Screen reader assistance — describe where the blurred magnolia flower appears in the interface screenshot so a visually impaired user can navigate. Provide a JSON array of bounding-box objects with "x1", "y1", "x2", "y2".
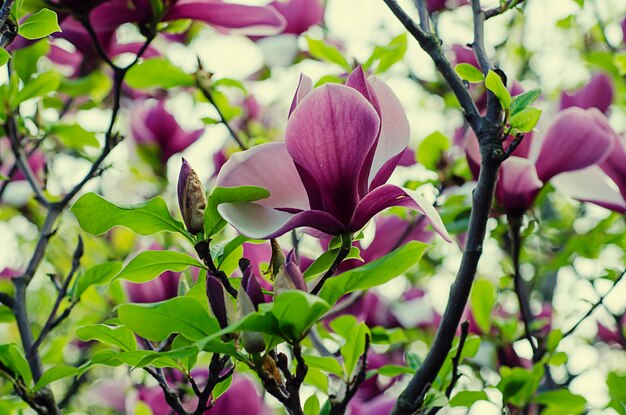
[
  {"x1": 348, "y1": 395, "x2": 396, "y2": 415},
  {"x1": 597, "y1": 314, "x2": 626, "y2": 347},
  {"x1": 355, "y1": 351, "x2": 404, "y2": 402},
  {"x1": 125, "y1": 270, "x2": 180, "y2": 303},
  {"x1": 90, "y1": 0, "x2": 286, "y2": 36},
  {"x1": 426, "y1": 0, "x2": 469, "y2": 13},
  {"x1": 1, "y1": 151, "x2": 45, "y2": 182},
  {"x1": 216, "y1": 67, "x2": 450, "y2": 241},
  {"x1": 467, "y1": 107, "x2": 617, "y2": 214},
  {"x1": 0, "y1": 268, "x2": 21, "y2": 279},
  {"x1": 130, "y1": 99, "x2": 204, "y2": 162},
  {"x1": 269, "y1": 0, "x2": 324, "y2": 35},
  {"x1": 560, "y1": 73, "x2": 614, "y2": 114}
]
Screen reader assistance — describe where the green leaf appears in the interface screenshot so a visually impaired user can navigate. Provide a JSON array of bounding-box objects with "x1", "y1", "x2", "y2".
[
  {"x1": 364, "y1": 34, "x2": 407, "y2": 74},
  {"x1": 417, "y1": 131, "x2": 451, "y2": 171},
  {"x1": 340, "y1": 323, "x2": 369, "y2": 379},
  {"x1": 76, "y1": 324, "x2": 137, "y2": 351},
  {"x1": 548, "y1": 351, "x2": 567, "y2": 366},
  {"x1": 115, "y1": 250, "x2": 204, "y2": 284},
  {"x1": 498, "y1": 365, "x2": 543, "y2": 407},
  {"x1": 449, "y1": 390, "x2": 489, "y2": 407},
  {"x1": 303, "y1": 246, "x2": 362, "y2": 279},
  {"x1": 546, "y1": 329, "x2": 563, "y2": 352},
  {"x1": 212, "y1": 77, "x2": 246, "y2": 93},
  {"x1": 0, "y1": 48, "x2": 10, "y2": 67},
  {"x1": 607, "y1": 372, "x2": 626, "y2": 415},
  {"x1": 306, "y1": 37, "x2": 352, "y2": 71},
  {"x1": 469, "y1": 278, "x2": 496, "y2": 333},
  {"x1": 485, "y1": 70, "x2": 511, "y2": 109},
  {"x1": 510, "y1": 107, "x2": 541, "y2": 133},
  {"x1": 59, "y1": 71, "x2": 112, "y2": 101},
  {"x1": 615, "y1": 53, "x2": 626, "y2": 76},
  {"x1": 212, "y1": 374, "x2": 233, "y2": 400},
  {"x1": 533, "y1": 389, "x2": 586, "y2": 413},
  {"x1": 319, "y1": 241, "x2": 428, "y2": 305},
  {"x1": 455, "y1": 63, "x2": 484, "y2": 83},
  {"x1": 118, "y1": 297, "x2": 220, "y2": 341},
  {"x1": 0, "y1": 306, "x2": 15, "y2": 323},
  {"x1": 125, "y1": 58, "x2": 195, "y2": 89},
  {"x1": 13, "y1": 71, "x2": 60, "y2": 106},
  {"x1": 269, "y1": 290, "x2": 331, "y2": 340},
  {"x1": 204, "y1": 186, "x2": 270, "y2": 237},
  {"x1": 304, "y1": 355, "x2": 344, "y2": 377},
  {"x1": 71, "y1": 261, "x2": 123, "y2": 299},
  {"x1": 49, "y1": 123, "x2": 99, "y2": 149},
  {"x1": 18, "y1": 9, "x2": 61, "y2": 40},
  {"x1": 329, "y1": 315, "x2": 358, "y2": 338},
  {"x1": 71, "y1": 193, "x2": 191, "y2": 241},
  {"x1": 510, "y1": 88, "x2": 542, "y2": 116},
  {"x1": 304, "y1": 395, "x2": 321, "y2": 415},
  {"x1": 0, "y1": 344, "x2": 32, "y2": 388},
  {"x1": 34, "y1": 366, "x2": 78, "y2": 392},
  {"x1": 373, "y1": 365, "x2": 415, "y2": 377},
  {"x1": 13, "y1": 39, "x2": 49, "y2": 82}
]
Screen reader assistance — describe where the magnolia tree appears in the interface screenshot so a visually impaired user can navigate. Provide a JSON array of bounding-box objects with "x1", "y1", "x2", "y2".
[{"x1": 0, "y1": 0, "x2": 625, "y2": 414}]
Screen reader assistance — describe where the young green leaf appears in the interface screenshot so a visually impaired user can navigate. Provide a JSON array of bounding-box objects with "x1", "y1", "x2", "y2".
[
  {"x1": 449, "y1": 391, "x2": 489, "y2": 407},
  {"x1": 510, "y1": 88, "x2": 542, "y2": 116},
  {"x1": 204, "y1": 186, "x2": 270, "y2": 237},
  {"x1": 0, "y1": 48, "x2": 10, "y2": 67},
  {"x1": 71, "y1": 193, "x2": 191, "y2": 241},
  {"x1": 126, "y1": 58, "x2": 195, "y2": 89},
  {"x1": 49, "y1": 123, "x2": 99, "y2": 149},
  {"x1": 70, "y1": 261, "x2": 123, "y2": 300},
  {"x1": 0, "y1": 344, "x2": 32, "y2": 388},
  {"x1": 76, "y1": 324, "x2": 137, "y2": 352},
  {"x1": 303, "y1": 246, "x2": 362, "y2": 279},
  {"x1": 318, "y1": 241, "x2": 428, "y2": 305},
  {"x1": 34, "y1": 367, "x2": 78, "y2": 392},
  {"x1": 417, "y1": 131, "x2": 451, "y2": 171},
  {"x1": 12, "y1": 71, "x2": 60, "y2": 106},
  {"x1": 306, "y1": 37, "x2": 352, "y2": 71},
  {"x1": 485, "y1": 70, "x2": 511, "y2": 108},
  {"x1": 115, "y1": 250, "x2": 204, "y2": 284},
  {"x1": 455, "y1": 63, "x2": 484, "y2": 83},
  {"x1": 510, "y1": 107, "x2": 542, "y2": 132},
  {"x1": 340, "y1": 323, "x2": 369, "y2": 379},
  {"x1": 18, "y1": 9, "x2": 61, "y2": 40},
  {"x1": 469, "y1": 278, "x2": 496, "y2": 334}
]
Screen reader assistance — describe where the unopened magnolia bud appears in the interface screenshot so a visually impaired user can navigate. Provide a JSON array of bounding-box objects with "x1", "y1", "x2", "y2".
[
  {"x1": 238, "y1": 286, "x2": 265, "y2": 354},
  {"x1": 206, "y1": 274, "x2": 228, "y2": 329},
  {"x1": 178, "y1": 158, "x2": 207, "y2": 234},
  {"x1": 274, "y1": 250, "x2": 307, "y2": 295}
]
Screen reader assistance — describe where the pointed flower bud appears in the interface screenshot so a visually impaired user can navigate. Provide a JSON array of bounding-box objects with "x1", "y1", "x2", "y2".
[
  {"x1": 206, "y1": 274, "x2": 228, "y2": 329},
  {"x1": 237, "y1": 285, "x2": 266, "y2": 354},
  {"x1": 241, "y1": 260, "x2": 265, "y2": 310},
  {"x1": 178, "y1": 158, "x2": 207, "y2": 234},
  {"x1": 274, "y1": 250, "x2": 307, "y2": 294}
]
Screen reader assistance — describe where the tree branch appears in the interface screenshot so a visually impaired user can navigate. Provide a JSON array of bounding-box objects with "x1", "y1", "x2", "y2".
[
  {"x1": 484, "y1": 0, "x2": 526, "y2": 20},
  {"x1": 329, "y1": 335, "x2": 370, "y2": 415},
  {"x1": 144, "y1": 367, "x2": 190, "y2": 415},
  {"x1": 310, "y1": 233, "x2": 352, "y2": 295}
]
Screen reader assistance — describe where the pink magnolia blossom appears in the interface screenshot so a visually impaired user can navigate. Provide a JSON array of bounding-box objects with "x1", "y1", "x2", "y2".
[
  {"x1": 130, "y1": 99, "x2": 204, "y2": 162},
  {"x1": 467, "y1": 107, "x2": 617, "y2": 214},
  {"x1": 125, "y1": 270, "x2": 180, "y2": 303},
  {"x1": 560, "y1": 73, "x2": 614, "y2": 114},
  {"x1": 349, "y1": 395, "x2": 396, "y2": 415},
  {"x1": 270, "y1": 0, "x2": 325, "y2": 35},
  {"x1": 216, "y1": 67, "x2": 450, "y2": 241},
  {"x1": 90, "y1": 0, "x2": 286, "y2": 37},
  {"x1": 2, "y1": 151, "x2": 45, "y2": 182}
]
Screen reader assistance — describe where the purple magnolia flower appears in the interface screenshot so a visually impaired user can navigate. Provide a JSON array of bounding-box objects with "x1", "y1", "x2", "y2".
[
  {"x1": 208, "y1": 375, "x2": 270, "y2": 414},
  {"x1": 355, "y1": 351, "x2": 404, "y2": 402},
  {"x1": 426, "y1": 0, "x2": 469, "y2": 13},
  {"x1": 2, "y1": 151, "x2": 45, "y2": 182},
  {"x1": 560, "y1": 73, "x2": 614, "y2": 114},
  {"x1": 90, "y1": 0, "x2": 286, "y2": 36},
  {"x1": 206, "y1": 273, "x2": 229, "y2": 329},
  {"x1": 269, "y1": 0, "x2": 324, "y2": 35},
  {"x1": 130, "y1": 99, "x2": 204, "y2": 162},
  {"x1": 0, "y1": 268, "x2": 21, "y2": 279},
  {"x1": 597, "y1": 314, "x2": 625, "y2": 347},
  {"x1": 241, "y1": 262, "x2": 266, "y2": 309},
  {"x1": 216, "y1": 68, "x2": 450, "y2": 241},
  {"x1": 348, "y1": 395, "x2": 395, "y2": 415},
  {"x1": 467, "y1": 107, "x2": 617, "y2": 214},
  {"x1": 126, "y1": 270, "x2": 180, "y2": 303}
]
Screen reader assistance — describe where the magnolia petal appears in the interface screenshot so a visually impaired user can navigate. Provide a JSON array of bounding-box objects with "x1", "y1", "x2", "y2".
[
  {"x1": 288, "y1": 74, "x2": 313, "y2": 117},
  {"x1": 348, "y1": 184, "x2": 451, "y2": 242},
  {"x1": 367, "y1": 76, "x2": 411, "y2": 190},
  {"x1": 217, "y1": 142, "x2": 310, "y2": 210},
  {"x1": 560, "y1": 72, "x2": 614, "y2": 114},
  {"x1": 217, "y1": 202, "x2": 345, "y2": 239},
  {"x1": 600, "y1": 134, "x2": 626, "y2": 198},
  {"x1": 166, "y1": 1, "x2": 287, "y2": 36},
  {"x1": 361, "y1": 215, "x2": 432, "y2": 263},
  {"x1": 495, "y1": 157, "x2": 543, "y2": 213},
  {"x1": 271, "y1": 0, "x2": 324, "y2": 35},
  {"x1": 551, "y1": 166, "x2": 626, "y2": 213},
  {"x1": 89, "y1": 1, "x2": 146, "y2": 30},
  {"x1": 534, "y1": 107, "x2": 616, "y2": 182},
  {"x1": 286, "y1": 84, "x2": 380, "y2": 224},
  {"x1": 464, "y1": 129, "x2": 481, "y2": 179}
]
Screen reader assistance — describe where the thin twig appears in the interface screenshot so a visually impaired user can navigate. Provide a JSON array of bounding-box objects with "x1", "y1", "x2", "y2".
[
  {"x1": 144, "y1": 367, "x2": 189, "y2": 415},
  {"x1": 484, "y1": 0, "x2": 526, "y2": 19},
  {"x1": 562, "y1": 270, "x2": 626, "y2": 338},
  {"x1": 329, "y1": 335, "x2": 370, "y2": 415},
  {"x1": 310, "y1": 234, "x2": 352, "y2": 295}
]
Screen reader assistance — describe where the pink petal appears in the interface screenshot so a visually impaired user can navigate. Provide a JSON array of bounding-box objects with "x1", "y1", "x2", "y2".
[
  {"x1": 534, "y1": 108, "x2": 616, "y2": 182},
  {"x1": 217, "y1": 142, "x2": 310, "y2": 210},
  {"x1": 286, "y1": 84, "x2": 380, "y2": 225},
  {"x1": 367, "y1": 76, "x2": 411, "y2": 190},
  {"x1": 495, "y1": 157, "x2": 543, "y2": 213},
  {"x1": 288, "y1": 74, "x2": 313, "y2": 117},
  {"x1": 551, "y1": 167, "x2": 626, "y2": 213},
  {"x1": 217, "y1": 202, "x2": 345, "y2": 239},
  {"x1": 165, "y1": 1, "x2": 286, "y2": 36},
  {"x1": 90, "y1": 0, "x2": 149, "y2": 30},
  {"x1": 560, "y1": 73, "x2": 614, "y2": 114},
  {"x1": 270, "y1": 0, "x2": 324, "y2": 35},
  {"x1": 600, "y1": 134, "x2": 626, "y2": 198},
  {"x1": 349, "y1": 184, "x2": 451, "y2": 242}
]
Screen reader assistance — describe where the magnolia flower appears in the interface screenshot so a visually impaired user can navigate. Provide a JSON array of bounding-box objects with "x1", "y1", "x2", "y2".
[
  {"x1": 552, "y1": 132, "x2": 626, "y2": 213},
  {"x1": 3, "y1": 151, "x2": 45, "y2": 182},
  {"x1": 348, "y1": 395, "x2": 396, "y2": 415},
  {"x1": 216, "y1": 68, "x2": 450, "y2": 241},
  {"x1": 560, "y1": 73, "x2": 614, "y2": 114},
  {"x1": 130, "y1": 99, "x2": 204, "y2": 162},
  {"x1": 125, "y1": 270, "x2": 180, "y2": 303},
  {"x1": 269, "y1": 0, "x2": 324, "y2": 35},
  {"x1": 426, "y1": 0, "x2": 469, "y2": 13},
  {"x1": 467, "y1": 107, "x2": 617, "y2": 214},
  {"x1": 90, "y1": 0, "x2": 286, "y2": 37}
]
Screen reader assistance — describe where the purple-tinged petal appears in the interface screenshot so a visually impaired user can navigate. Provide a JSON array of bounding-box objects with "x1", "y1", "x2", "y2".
[
  {"x1": 600, "y1": 134, "x2": 626, "y2": 198},
  {"x1": 284, "y1": 250, "x2": 307, "y2": 291},
  {"x1": 270, "y1": 0, "x2": 324, "y2": 35},
  {"x1": 0, "y1": 268, "x2": 21, "y2": 279},
  {"x1": 534, "y1": 108, "x2": 616, "y2": 182},
  {"x1": 165, "y1": 1, "x2": 286, "y2": 36},
  {"x1": 360, "y1": 215, "x2": 433, "y2": 263},
  {"x1": 286, "y1": 84, "x2": 380, "y2": 224},
  {"x1": 348, "y1": 184, "x2": 451, "y2": 242},
  {"x1": 241, "y1": 264, "x2": 265, "y2": 309},
  {"x1": 217, "y1": 142, "x2": 310, "y2": 210},
  {"x1": 367, "y1": 76, "x2": 411, "y2": 190},
  {"x1": 560, "y1": 73, "x2": 614, "y2": 114},
  {"x1": 346, "y1": 67, "x2": 380, "y2": 109},
  {"x1": 126, "y1": 271, "x2": 180, "y2": 303},
  {"x1": 451, "y1": 44, "x2": 479, "y2": 67},
  {"x1": 217, "y1": 203, "x2": 345, "y2": 239},
  {"x1": 11, "y1": 151, "x2": 45, "y2": 182},
  {"x1": 397, "y1": 148, "x2": 415, "y2": 167},
  {"x1": 495, "y1": 157, "x2": 543, "y2": 213},
  {"x1": 551, "y1": 167, "x2": 626, "y2": 213},
  {"x1": 208, "y1": 375, "x2": 270, "y2": 414},
  {"x1": 464, "y1": 129, "x2": 481, "y2": 179},
  {"x1": 90, "y1": 0, "x2": 152, "y2": 30},
  {"x1": 349, "y1": 395, "x2": 396, "y2": 415},
  {"x1": 288, "y1": 74, "x2": 313, "y2": 117}
]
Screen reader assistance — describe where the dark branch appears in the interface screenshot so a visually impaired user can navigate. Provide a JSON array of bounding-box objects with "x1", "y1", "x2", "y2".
[
  {"x1": 310, "y1": 233, "x2": 352, "y2": 295},
  {"x1": 484, "y1": 0, "x2": 526, "y2": 19},
  {"x1": 144, "y1": 367, "x2": 190, "y2": 415},
  {"x1": 195, "y1": 241, "x2": 238, "y2": 298}
]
